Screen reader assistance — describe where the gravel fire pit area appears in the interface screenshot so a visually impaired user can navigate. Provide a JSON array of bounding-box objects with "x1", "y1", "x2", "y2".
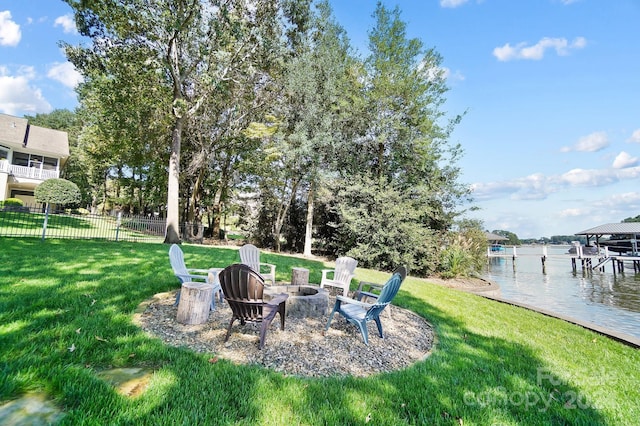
[{"x1": 135, "y1": 290, "x2": 435, "y2": 378}]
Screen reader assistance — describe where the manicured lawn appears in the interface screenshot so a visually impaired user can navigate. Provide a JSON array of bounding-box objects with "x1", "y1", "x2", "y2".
[{"x1": 1, "y1": 238, "x2": 638, "y2": 424}]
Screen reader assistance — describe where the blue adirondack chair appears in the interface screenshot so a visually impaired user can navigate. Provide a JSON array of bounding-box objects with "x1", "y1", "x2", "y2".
[{"x1": 325, "y1": 267, "x2": 406, "y2": 345}]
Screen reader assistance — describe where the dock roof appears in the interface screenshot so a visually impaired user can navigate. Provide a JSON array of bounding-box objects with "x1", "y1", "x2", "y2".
[
  {"x1": 576, "y1": 223, "x2": 640, "y2": 236},
  {"x1": 485, "y1": 232, "x2": 508, "y2": 241}
]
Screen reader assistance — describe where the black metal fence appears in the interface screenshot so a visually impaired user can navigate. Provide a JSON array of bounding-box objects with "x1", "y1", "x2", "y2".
[{"x1": 0, "y1": 205, "x2": 204, "y2": 243}]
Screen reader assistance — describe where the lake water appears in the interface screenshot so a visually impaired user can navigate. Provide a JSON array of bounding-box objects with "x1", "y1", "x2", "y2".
[{"x1": 480, "y1": 246, "x2": 640, "y2": 339}]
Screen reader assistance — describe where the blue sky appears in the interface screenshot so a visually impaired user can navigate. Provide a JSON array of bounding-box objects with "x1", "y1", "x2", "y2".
[{"x1": 1, "y1": 0, "x2": 639, "y2": 239}]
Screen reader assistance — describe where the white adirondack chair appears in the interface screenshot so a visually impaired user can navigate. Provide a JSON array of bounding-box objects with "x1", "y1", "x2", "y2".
[
  {"x1": 169, "y1": 244, "x2": 223, "y2": 310},
  {"x1": 239, "y1": 244, "x2": 276, "y2": 285},
  {"x1": 320, "y1": 256, "x2": 358, "y2": 297}
]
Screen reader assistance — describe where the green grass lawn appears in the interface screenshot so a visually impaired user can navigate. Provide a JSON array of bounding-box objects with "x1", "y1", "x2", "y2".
[{"x1": 1, "y1": 238, "x2": 638, "y2": 425}]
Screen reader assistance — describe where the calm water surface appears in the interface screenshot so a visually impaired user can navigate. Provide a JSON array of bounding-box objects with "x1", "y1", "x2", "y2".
[{"x1": 480, "y1": 246, "x2": 640, "y2": 339}]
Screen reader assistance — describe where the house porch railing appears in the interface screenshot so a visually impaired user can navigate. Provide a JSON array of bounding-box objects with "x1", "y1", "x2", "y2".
[{"x1": 0, "y1": 161, "x2": 60, "y2": 180}]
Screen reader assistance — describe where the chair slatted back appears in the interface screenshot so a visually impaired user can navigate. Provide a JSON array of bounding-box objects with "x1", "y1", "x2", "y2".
[
  {"x1": 169, "y1": 244, "x2": 189, "y2": 281},
  {"x1": 364, "y1": 272, "x2": 403, "y2": 321},
  {"x1": 334, "y1": 256, "x2": 357, "y2": 283},
  {"x1": 219, "y1": 263, "x2": 266, "y2": 323},
  {"x1": 239, "y1": 244, "x2": 261, "y2": 274}
]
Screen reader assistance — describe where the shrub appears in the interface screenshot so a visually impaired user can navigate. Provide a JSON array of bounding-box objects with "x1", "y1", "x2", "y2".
[
  {"x1": 438, "y1": 230, "x2": 486, "y2": 279},
  {"x1": 1, "y1": 198, "x2": 29, "y2": 212},
  {"x1": 2, "y1": 198, "x2": 24, "y2": 206},
  {"x1": 66, "y1": 207, "x2": 91, "y2": 215},
  {"x1": 35, "y1": 178, "x2": 81, "y2": 207}
]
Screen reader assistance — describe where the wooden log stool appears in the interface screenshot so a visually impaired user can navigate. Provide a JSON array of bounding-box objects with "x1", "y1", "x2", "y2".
[
  {"x1": 291, "y1": 267, "x2": 309, "y2": 286},
  {"x1": 177, "y1": 282, "x2": 213, "y2": 325}
]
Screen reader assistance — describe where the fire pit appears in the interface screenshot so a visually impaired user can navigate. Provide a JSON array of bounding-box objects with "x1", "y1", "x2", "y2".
[{"x1": 264, "y1": 285, "x2": 329, "y2": 318}]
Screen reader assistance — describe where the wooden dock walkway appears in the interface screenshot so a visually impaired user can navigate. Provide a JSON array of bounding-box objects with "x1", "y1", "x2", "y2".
[{"x1": 486, "y1": 245, "x2": 640, "y2": 274}]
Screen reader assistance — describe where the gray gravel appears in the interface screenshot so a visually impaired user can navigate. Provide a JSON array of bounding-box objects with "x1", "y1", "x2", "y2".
[{"x1": 134, "y1": 290, "x2": 435, "y2": 378}]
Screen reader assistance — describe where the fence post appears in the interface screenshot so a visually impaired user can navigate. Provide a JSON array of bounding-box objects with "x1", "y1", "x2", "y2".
[
  {"x1": 41, "y1": 203, "x2": 49, "y2": 241},
  {"x1": 115, "y1": 212, "x2": 122, "y2": 241}
]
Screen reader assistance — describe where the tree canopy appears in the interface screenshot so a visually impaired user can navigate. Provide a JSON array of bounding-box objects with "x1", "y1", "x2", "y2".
[{"x1": 56, "y1": 0, "x2": 474, "y2": 276}]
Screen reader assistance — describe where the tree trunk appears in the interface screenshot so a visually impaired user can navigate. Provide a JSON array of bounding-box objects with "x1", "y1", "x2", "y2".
[
  {"x1": 303, "y1": 184, "x2": 314, "y2": 257},
  {"x1": 187, "y1": 166, "x2": 205, "y2": 223},
  {"x1": 164, "y1": 117, "x2": 183, "y2": 244},
  {"x1": 273, "y1": 177, "x2": 300, "y2": 253},
  {"x1": 176, "y1": 282, "x2": 212, "y2": 325},
  {"x1": 211, "y1": 155, "x2": 232, "y2": 239}
]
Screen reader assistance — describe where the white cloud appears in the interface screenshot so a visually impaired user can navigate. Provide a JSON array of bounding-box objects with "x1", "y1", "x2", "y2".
[
  {"x1": 419, "y1": 63, "x2": 465, "y2": 84},
  {"x1": 628, "y1": 129, "x2": 640, "y2": 143},
  {"x1": 443, "y1": 67, "x2": 465, "y2": 83},
  {"x1": 596, "y1": 192, "x2": 640, "y2": 209},
  {"x1": 54, "y1": 14, "x2": 77, "y2": 34},
  {"x1": 493, "y1": 37, "x2": 587, "y2": 61},
  {"x1": 471, "y1": 165, "x2": 640, "y2": 202},
  {"x1": 612, "y1": 151, "x2": 639, "y2": 169},
  {"x1": 558, "y1": 208, "x2": 585, "y2": 218},
  {"x1": 0, "y1": 10, "x2": 21, "y2": 46},
  {"x1": 440, "y1": 0, "x2": 469, "y2": 8},
  {"x1": 47, "y1": 62, "x2": 83, "y2": 88},
  {"x1": 560, "y1": 131, "x2": 609, "y2": 152},
  {"x1": 0, "y1": 66, "x2": 52, "y2": 115}
]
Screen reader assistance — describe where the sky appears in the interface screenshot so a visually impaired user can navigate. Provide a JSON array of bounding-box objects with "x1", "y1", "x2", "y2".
[{"x1": 1, "y1": 0, "x2": 639, "y2": 239}]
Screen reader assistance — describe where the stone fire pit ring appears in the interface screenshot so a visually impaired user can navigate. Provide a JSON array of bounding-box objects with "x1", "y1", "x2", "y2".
[{"x1": 264, "y1": 285, "x2": 329, "y2": 318}]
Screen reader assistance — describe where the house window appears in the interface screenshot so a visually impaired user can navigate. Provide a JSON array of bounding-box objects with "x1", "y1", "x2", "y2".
[
  {"x1": 0, "y1": 147, "x2": 7, "y2": 161},
  {"x1": 11, "y1": 152, "x2": 51, "y2": 168},
  {"x1": 12, "y1": 152, "x2": 30, "y2": 166},
  {"x1": 43, "y1": 156, "x2": 58, "y2": 170},
  {"x1": 29, "y1": 156, "x2": 43, "y2": 168}
]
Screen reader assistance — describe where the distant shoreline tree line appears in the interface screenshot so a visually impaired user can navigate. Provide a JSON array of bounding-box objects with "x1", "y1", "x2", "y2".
[
  {"x1": 491, "y1": 214, "x2": 640, "y2": 247},
  {"x1": 26, "y1": 0, "x2": 477, "y2": 277}
]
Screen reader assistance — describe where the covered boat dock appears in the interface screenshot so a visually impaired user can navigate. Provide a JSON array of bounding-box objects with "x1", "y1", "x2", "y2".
[{"x1": 576, "y1": 223, "x2": 640, "y2": 273}]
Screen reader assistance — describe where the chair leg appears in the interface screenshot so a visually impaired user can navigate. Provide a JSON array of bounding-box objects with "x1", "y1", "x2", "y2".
[
  {"x1": 210, "y1": 288, "x2": 223, "y2": 311},
  {"x1": 325, "y1": 304, "x2": 340, "y2": 331},
  {"x1": 259, "y1": 319, "x2": 272, "y2": 349},
  {"x1": 357, "y1": 321, "x2": 369, "y2": 345},
  {"x1": 278, "y1": 305, "x2": 286, "y2": 330},
  {"x1": 174, "y1": 290, "x2": 181, "y2": 306},
  {"x1": 374, "y1": 317, "x2": 384, "y2": 338},
  {"x1": 224, "y1": 317, "x2": 236, "y2": 342}
]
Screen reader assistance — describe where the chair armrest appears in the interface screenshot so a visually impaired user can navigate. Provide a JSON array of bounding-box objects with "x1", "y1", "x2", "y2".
[
  {"x1": 336, "y1": 295, "x2": 373, "y2": 309},
  {"x1": 266, "y1": 293, "x2": 289, "y2": 306},
  {"x1": 355, "y1": 290, "x2": 380, "y2": 302},
  {"x1": 354, "y1": 280, "x2": 382, "y2": 300},
  {"x1": 321, "y1": 269, "x2": 334, "y2": 281},
  {"x1": 357, "y1": 280, "x2": 383, "y2": 291},
  {"x1": 176, "y1": 272, "x2": 209, "y2": 282},
  {"x1": 260, "y1": 262, "x2": 276, "y2": 275}
]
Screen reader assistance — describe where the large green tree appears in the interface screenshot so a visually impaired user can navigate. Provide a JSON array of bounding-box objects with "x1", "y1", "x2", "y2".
[
  {"x1": 253, "y1": 0, "x2": 353, "y2": 253},
  {"x1": 64, "y1": 0, "x2": 280, "y2": 243},
  {"x1": 324, "y1": 2, "x2": 469, "y2": 273}
]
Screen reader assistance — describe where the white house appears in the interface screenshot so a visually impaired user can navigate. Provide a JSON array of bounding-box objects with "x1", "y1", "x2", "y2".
[{"x1": 0, "y1": 113, "x2": 70, "y2": 206}]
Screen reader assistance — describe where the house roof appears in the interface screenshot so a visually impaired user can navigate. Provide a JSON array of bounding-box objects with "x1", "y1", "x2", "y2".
[
  {"x1": 0, "y1": 114, "x2": 29, "y2": 146},
  {"x1": 0, "y1": 113, "x2": 70, "y2": 159},
  {"x1": 576, "y1": 223, "x2": 640, "y2": 236}
]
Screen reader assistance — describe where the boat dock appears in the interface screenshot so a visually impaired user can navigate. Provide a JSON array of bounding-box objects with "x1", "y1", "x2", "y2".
[{"x1": 487, "y1": 245, "x2": 640, "y2": 274}]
